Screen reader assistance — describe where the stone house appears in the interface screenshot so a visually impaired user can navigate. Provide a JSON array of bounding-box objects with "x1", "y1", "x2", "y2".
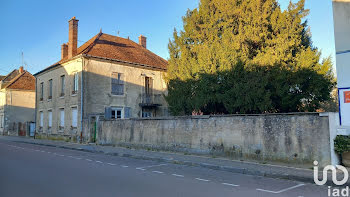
[
  {"x1": 34, "y1": 17, "x2": 168, "y2": 142},
  {"x1": 0, "y1": 67, "x2": 36, "y2": 136}
]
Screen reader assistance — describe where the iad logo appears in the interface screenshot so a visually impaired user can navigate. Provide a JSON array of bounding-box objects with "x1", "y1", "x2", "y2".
[{"x1": 313, "y1": 161, "x2": 349, "y2": 186}]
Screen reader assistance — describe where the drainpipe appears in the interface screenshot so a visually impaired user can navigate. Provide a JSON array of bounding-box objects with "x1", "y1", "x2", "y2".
[
  {"x1": 34, "y1": 77, "x2": 37, "y2": 139},
  {"x1": 80, "y1": 57, "x2": 84, "y2": 143}
]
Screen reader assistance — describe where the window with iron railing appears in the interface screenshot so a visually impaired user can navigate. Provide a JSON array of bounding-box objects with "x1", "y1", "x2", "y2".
[{"x1": 111, "y1": 72, "x2": 124, "y2": 95}]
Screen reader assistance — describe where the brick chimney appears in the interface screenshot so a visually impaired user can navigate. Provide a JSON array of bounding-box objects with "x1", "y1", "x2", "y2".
[
  {"x1": 61, "y1": 43, "x2": 68, "y2": 59},
  {"x1": 19, "y1": 66, "x2": 24, "y2": 73},
  {"x1": 138, "y1": 35, "x2": 147, "y2": 48},
  {"x1": 68, "y1": 17, "x2": 79, "y2": 58}
]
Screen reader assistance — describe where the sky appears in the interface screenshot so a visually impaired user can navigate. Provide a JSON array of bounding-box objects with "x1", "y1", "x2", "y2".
[{"x1": 0, "y1": 0, "x2": 336, "y2": 76}]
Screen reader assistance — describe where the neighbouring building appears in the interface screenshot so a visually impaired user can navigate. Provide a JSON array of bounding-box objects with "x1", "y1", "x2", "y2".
[
  {"x1": 34, "y1": 17, "x2": 168, "y2": 142},
  {"x1": 333, "y1": 0, "x2": 350, "y2": 130},
  {"x1": 0, "y1": 67, "x2": 36, "y2": 136}
]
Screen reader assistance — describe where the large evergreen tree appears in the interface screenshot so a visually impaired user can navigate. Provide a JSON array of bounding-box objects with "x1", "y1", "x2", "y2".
[{"x1": 166, "y1": 0, "x2": 335, "y2": 115}]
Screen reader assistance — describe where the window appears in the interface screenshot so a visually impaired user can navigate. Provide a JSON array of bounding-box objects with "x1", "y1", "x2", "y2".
[
  {"x1": 105, "y1": 107, "x2": 130, "y2": 120},
  {"x1": 60, "y1": 75, "x2": 65, "y2": 97},
  {"x1": 111, "y1": 108, "x2": 122, "y2": 119},
  {"x1": 48, "y1": 110, "x2": 52, "y2": 128},
  {"x1": 48, "y1": 79, "x2": 52, "y2": 99},
  {"x1": 145, "y1": 76, "x2": 153, "y2": 95},
  {"x1": 71, "y1": 107, "x2": 78, "y2": 128},
  {"x1": 111, "y1": 72, "x2": 124, "y2": 95},
  {"x1": 142, "y1": 111, "x2": 152, "y2": 118},
  {"x1": 59, "y1": 108, "x2": 64, "y2": 129},
  {"x1": 39, "y1": 111, "x2": 43, "y2": 127},
  {"x1": 40, "y1": 82, "x2": 44, "y2": 101},
  {"x1": 72, "y1": 72, "x2": 78, "y2": 94}
]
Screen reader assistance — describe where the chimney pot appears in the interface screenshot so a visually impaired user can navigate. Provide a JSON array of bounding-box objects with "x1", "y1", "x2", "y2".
[
  {"x1": 138, "y1": 35, "x2": 147, "y2": 48},
  {"x1": 19, "y1": 66, "x2": 24, "y2": 73},
  {"x1": 68, "y1": 17, "x2": 79, "y2": 58},
  {"x1": 61, "y1": 43, "x2": 68, "y2": 59}
]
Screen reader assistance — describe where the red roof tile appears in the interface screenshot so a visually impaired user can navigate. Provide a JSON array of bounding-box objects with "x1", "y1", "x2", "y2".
[
  {"x1": 37, "y1": 32, "x2": 167, "y2": 75},
  {"x1": 2, "y1": 71, "x2": 35, "y2": 90}
]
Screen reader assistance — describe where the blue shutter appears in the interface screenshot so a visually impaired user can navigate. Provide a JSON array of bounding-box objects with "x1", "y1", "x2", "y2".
[
  {"x1": 124, "y1": 107, "x2": 131, "y2": 118},
  {"x1": 104, "y1": 107, "x2": 111, "y2": 120}
]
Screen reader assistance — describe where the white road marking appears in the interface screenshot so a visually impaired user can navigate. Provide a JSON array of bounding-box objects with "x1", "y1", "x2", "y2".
[
  {"x1": 47, "y1": 152, "x2": 51, "y2": 153},
  {"x1": 152, "y1": 171, "x2": 164, "y2": 174},
  {"x1": 222, "y1": 183, "x2": 239, "y2": 187},
  {"x1": 136, "y1": 168, "x2": 146, "y2": 171},
  {"x1": 57, "y1": 154, "x2": 65, "y2": 157},
  {"x1": 136, "y1": 164, "x2": 167, "y2": 170},
  {"x1": 40, "y1": 150, "x2": 45, "y2": 152},
  {"x1": 121, "y1": 165, "x2": 129, "y2": 168},
  {"x1": 85, "y1": 159, "x2": 93, "y2": 162},
  {"x1": 256, "y1": 184, "x2": 305, "y2": 194},
  {"x1": 172, "y1": 174, "x2": 184, "y2": 177},
  {"x1": 195, "y1": 178, "x2": 210, "y2": 182},
  {"x1": 107, "y1": 163, "x2": 116, "y2": 166},
  {"x1": 95, "y1": 161, "x2": 103, "y2": 163}
]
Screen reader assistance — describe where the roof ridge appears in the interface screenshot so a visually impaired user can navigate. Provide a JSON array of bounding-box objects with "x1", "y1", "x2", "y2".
[
  {"x1": 1, "y1": 69, "x2": 18, "y2": 82},
  {"x1": 96, "y1": 33, "x2": 168, "y2": 63},
  {"x1": 82, "y1": 32, "x2": 103, "y2": 55}
]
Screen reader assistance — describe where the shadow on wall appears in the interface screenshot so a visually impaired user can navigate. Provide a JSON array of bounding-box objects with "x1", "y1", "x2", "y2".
[
  {"x1": 35, "y1": 59, "x2": 168, "y2": 140},
  {"x1": 1, "y1": 105, "x2": 35, "y2": 136}
]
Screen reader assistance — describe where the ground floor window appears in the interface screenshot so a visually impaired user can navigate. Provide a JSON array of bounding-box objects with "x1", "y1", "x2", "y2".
[
  {"x1": 111, "y1": 108, "x2": 122, "y2": 119},
  {"x1": 39, "y1": 111, "x2": 43, "y2": 128},
  {"x1": 59, "y1": 108, "x2": 64, "y2": 129},
  {"x1": 71, "y1": 107, "x2": 78, "y2": 128},
  {"x1": 142, "y1": 111, "x2": 152, "y2": 118},
  {"x1": 48, "y1": 110, "x2": 52, "y2": 128}
]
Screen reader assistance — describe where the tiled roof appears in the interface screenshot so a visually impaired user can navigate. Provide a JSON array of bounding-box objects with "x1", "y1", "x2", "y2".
[
  {"x1": 1, "y1": 71, "x2": 35, "y2": 90},
  {"x1": 36, "y1": 32, "x2": 168, "y2": 76},
  {"x1": 2, "y1": 69, "x2": 20, "y2": 83}
]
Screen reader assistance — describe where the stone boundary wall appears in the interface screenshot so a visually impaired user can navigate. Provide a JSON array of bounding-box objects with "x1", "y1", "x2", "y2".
[{"x1": 84, "y1": 113, "x2": 332, "y2": 167}]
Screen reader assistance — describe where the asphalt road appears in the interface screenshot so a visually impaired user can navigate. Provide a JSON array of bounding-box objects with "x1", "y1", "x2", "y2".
[{"x1": 0, "y1": 139, "x2": 328, "y2": 197}]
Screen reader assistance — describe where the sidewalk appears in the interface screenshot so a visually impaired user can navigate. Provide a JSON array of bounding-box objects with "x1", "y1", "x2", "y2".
[{"x1": 0, "y1": 136, "x2": 341, "y2": 185}]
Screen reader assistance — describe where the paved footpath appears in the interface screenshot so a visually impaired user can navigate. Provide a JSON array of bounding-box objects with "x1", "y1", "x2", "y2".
[{"x1": 0, "y1": 137, "x2": 329, "y2": 197}]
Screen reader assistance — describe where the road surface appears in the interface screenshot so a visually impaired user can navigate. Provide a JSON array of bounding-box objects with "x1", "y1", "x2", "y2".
[{"x1": 0, "y1": 139, "x2": 328, "y2": 197}]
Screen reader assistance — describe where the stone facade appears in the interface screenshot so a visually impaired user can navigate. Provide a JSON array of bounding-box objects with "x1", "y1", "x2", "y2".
[
  {"x1": 87, "y1": 113, "x2": 333, "y2": 167},
  {"x1": 35, "y1": 17, "x2": 168, "y2": 142},
  {"x1": 35, "y1": 56, "x2": 168, "y2": 142}
]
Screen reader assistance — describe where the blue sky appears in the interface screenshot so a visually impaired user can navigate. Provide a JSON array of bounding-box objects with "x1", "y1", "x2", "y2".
[{"x1": 0, "y1": 0, "x2": 335, "y2": 76}]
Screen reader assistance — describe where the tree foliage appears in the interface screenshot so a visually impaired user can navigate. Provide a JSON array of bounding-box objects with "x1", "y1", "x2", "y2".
[{"x1": 166, "y1": 0, "x2": 335, "y2": 115}]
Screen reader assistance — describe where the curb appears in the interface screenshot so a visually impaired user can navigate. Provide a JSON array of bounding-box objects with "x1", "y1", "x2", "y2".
[{"x1": 7, "y1": 139, "x2": 337, "y2": 185}]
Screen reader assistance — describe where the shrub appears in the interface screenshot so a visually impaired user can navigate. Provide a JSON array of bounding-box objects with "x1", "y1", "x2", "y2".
[{"x1": 334, "y1": 135, "x2": 350, "y2": 154}]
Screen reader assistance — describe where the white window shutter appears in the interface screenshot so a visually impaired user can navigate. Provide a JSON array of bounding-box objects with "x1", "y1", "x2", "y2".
[
  {"x1": 48, "y1": 111, "x2": 52, "y2": 127},
  {"x1": 72, "y1": 108, "x2": 78, "y2": 127},
  {"x1": 40, "y1": 112, "x2": 43, "y2": 127},
  {"x1": 60, "y1": 109, "x2": 65, "y2": 127}
]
